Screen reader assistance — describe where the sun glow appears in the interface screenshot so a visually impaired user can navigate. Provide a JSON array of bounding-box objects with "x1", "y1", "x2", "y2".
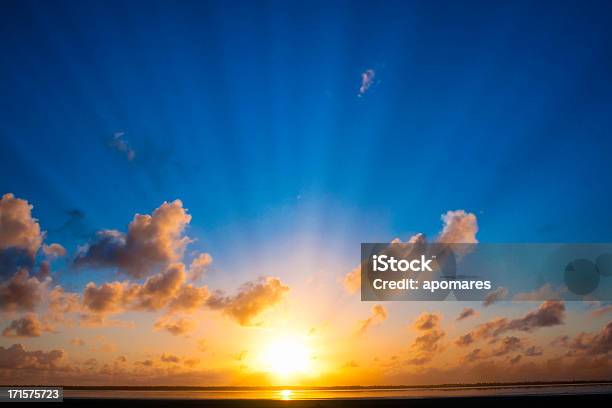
[{"x1": 259, "y1": 335, "x2": 312, "y2": 377}]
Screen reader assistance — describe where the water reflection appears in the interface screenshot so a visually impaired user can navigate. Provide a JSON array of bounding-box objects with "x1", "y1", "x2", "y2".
[{"x1": 279, "y1": 390, "x2": 292, "y2": 400}]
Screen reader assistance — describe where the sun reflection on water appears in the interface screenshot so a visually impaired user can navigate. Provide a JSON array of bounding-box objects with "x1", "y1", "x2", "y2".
[{"x1": 279, "y1": 389, "x2": 293, "y2": 400}]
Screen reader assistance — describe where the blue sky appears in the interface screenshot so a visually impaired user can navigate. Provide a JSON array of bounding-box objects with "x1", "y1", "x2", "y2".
[{"x1": 2, "y1": 0, "x2": 612, "y2": 291}]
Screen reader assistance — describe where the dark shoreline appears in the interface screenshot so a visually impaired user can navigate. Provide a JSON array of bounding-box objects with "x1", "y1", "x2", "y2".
[{"x1": 62, "y1": 394, "x2": 612, "y2": 407}]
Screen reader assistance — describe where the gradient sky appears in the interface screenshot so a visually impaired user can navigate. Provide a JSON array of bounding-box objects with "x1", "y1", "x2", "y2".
[{"x1": 1, "y1": 0, "x2": 611, "y2": 386}]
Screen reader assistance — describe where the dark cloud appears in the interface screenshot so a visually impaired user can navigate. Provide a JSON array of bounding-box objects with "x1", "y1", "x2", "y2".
[
  {"x1": 525, "y1": 345, "x2": 544, "y2": 356},
  {"x1": 455, "y1": 333, "x2": 475, "y2": 347},
  {"x1": 456, "y1": 307, "x2": 477, "y2": 321},
  {"x1": 482, "y1": 287, "x2": 508, "y2": 307},
  {"x1": 0, "y1": 344, "x2": 65, "y2": 369},
  {"x1": 463, "y1": 301, "x2": 565, "y2": 343},
  {"x1": 503, "y1": 300, "x2": 565, "y2": 332},
  {"x1": 160, "y1": 353, "x2": 180, "y2": 364},
  {"x1": 0, "y1": 270, "x2": 47, "y2": 312},
  {"x1": 509, "y1": 354, "x2": 522, "y2": 364},
  {"x1": 414, "y1": 313, "x2": 440, "y2": 331},
  {"x1": 492, "y1": 336, "x2": 523, "y2": 356},
  {"x1": 463, "y1": 348, "x2": 483, "y2": 363},
  {"x1": 568, "y1": 322, "x2": 612, "y2": 356}
]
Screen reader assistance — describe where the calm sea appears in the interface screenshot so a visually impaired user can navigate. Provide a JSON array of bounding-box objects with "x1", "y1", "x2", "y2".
[{"x1": 64, "y1": 383, "x2": 612, "y2": 400}]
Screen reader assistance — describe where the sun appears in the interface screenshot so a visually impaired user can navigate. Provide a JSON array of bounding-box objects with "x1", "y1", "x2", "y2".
[{"x1": 259, "y1": 335, "x2": 312, "y2": 377}]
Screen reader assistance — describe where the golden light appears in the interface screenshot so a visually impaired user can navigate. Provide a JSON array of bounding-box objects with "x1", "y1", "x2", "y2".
[
  {"x1": 259, "y1": 335, "x2": 312, "y2": 377},
  {"x1": 279, "y1": 390, "x2": 293, "y2": 400}
]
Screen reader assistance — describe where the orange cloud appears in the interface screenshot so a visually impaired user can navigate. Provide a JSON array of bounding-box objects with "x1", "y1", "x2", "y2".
[
  {"x1": 134, "y1": 263, "x2": 185, "y2": 311},
  {"x1": 567, "y1": 321, "x2": 612, "y2": 356},
  {"x1": 42, "y1": 243, "x2": 66, "y2": 259},
  {"x1": 74, "y1": 200, "x2": 192, "y2": 278},
  {"x1": 0, "y1": 344, "x2": 65, "y2": 370},
  {"x1": 482, "y1": 287, "x2": 508, "y2": 307},
  {"x1": 154, "y1": 316, "x2": 196, "y2": 336},
  {"x1": 0, "y1": 193, "x2": 43, "y2": 256},
  {"x1": 189, "y1": 253, "x2": 213, "y2": 281},
  {"x1": 358, "y1": 304, "x2": 388, "y2": 334},
  {"x1": 168, "y1": 283, "x2": 210, "y2": 313},
  {"x1": 456, "y1": 307, "x2": 477, "y2": 321},
  {"x1": 82, "y1": 280, "x2": 139, "y2": 314},
  {"x1": 81, "y1": 263, "x2": 208, "y2": 318},
  {"x1": 206, "y1": 276, "x2": 289, "y2": 326},
  {"x1": 437, "y1": 210, "x2": 479, "y2": 244},
  {"x1": 590, "y1": 304, "x2": 612, "y2": 318},
  {"x1": 413, "y1": 312, "x2": 440, "y2": 331},
  {"x1": 0, "y1": 270, "x2": 47, "y2": 312},
  {"x1": 406, "y1": 312, "x2": 445, "y2": 365},
  {"x1": 342, "y1": 264, "x2": 361, "y2": 294},
  {"x1": 2, "y1": 314, "x2": 49, "y2": 338}
]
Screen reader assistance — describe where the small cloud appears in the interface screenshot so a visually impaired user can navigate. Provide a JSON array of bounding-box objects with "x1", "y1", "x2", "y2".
[
  {"x1": 525, "y1": 345, "x2": 543, "y2": 356},
  {"x1": 566, "y1": 321, "x2": 612, "y2": 356},
  {"x1": 357, "y1": 304, "x2": 388, "y2": 335},
  {"x1": 590, "y1": 304, "x2": 612, "y2": 318},
  {"x1": 42, "y1": 243, "x2": 67, "y2": 259},
  {"x1": 455, "y1": 333, "x2": 475, "y2": 347},
  {"x1": 413, "y1": 312, "x2": 440, "y2": 331},
  {"x1": 456, "y1": 307, "x2": 477, "y2": 321},
  {"x1": 513, "y1": 283, "x2": 564, "y2": 301},
  {"x1": 343, "y1": 360, "x2": 359, "y2": 368},
  {"x1": 491, "y1": 336, "x2": 523, "y2": 356},
  {"x1": 358, "y1": 69, "x2": 376, "y2": 97},
  {"x1": 437, "y1": 210, "x2": 479, "y2": 245},
  {"x1": 70, "y1": 338, "x2": 86, "y2": 347},
  {"x1": 196, "y1": 338, "x2": 207, "y2": 352},
  {"x1": 482, "y1": 287, "x2": 508, "y2": 307},
  {"x1": 188, "y1": 253, "x2": 213, "y2": 281},
  {"x1": 462, "y1": 301, "x2": 565, "y2": 342},
  {"x1": 153, "y1": 316, "x2": 196, "y2": 336},
  {"x1": 109, "y1": 132, "x2": 135, "y2": 161},
  {"x1": 160, "y1": 353, "x2": 181, "y2": 364},
  {"x1": 462, "y1": 348, "x2": 483, "y2": 363}
]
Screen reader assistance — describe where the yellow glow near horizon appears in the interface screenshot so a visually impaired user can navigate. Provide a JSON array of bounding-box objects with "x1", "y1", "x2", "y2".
[
  {"x1": 259, "y1": 335, "x2": 312, "y2": 378},
  {"x1": 279, "y1": 390, "x2": 293, "y2": 400}
]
